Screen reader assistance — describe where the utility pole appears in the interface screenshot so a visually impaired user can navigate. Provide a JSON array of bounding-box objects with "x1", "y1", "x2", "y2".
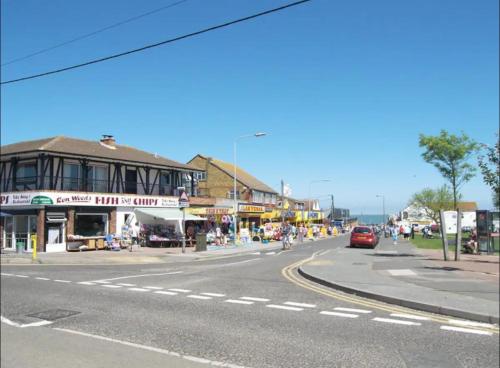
[
  {"x1": 281, "y1": 179, "x2": 285, "y2": 224},
  {"x1": 330, "y1": 195, "x2": 334, "y2": 224}
]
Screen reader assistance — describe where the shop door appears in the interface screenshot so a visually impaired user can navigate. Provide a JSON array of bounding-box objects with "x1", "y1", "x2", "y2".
[
  {"x1": 125, "y1": 169, "x2": 137, "y2": 194},
  {"x1": 2, "y1": 216, "x2": 14, "y2": 250},
  {"x1": 46, "y1": 222, "x2": 66, "y2": 252},
  {"x1": 14, "y1": 216, "x2": 31, "y2": 251}
]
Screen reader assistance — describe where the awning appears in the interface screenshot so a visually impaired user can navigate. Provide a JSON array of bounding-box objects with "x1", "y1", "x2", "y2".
[
  {"x1": 134, "y1": 208, "x2": 207, "y2": 222},
  {"x1": 0, "y1": 211, "x2": 13, "y2": 217}
]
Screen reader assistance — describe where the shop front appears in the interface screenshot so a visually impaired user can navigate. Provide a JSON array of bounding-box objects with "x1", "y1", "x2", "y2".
[
  {"x1": 1, "y1": 191, "x2": 179, "y2": 252},
  {"x1": 238, "y1": 203, "x2": 266, "y2": 233}
]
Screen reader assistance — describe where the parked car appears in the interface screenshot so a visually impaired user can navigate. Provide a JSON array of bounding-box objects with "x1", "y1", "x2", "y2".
[{"x1": 350, "y1": 226, "x2": 378, "y2": 248}]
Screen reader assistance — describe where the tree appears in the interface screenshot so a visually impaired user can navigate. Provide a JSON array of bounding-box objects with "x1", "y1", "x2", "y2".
[
  {"x1": 409, "y1": 186, "x2": 456, "y2": 225},
  {"x1": 478, "y1": 135, "x2": 500, "y2": 210},
  {"x1": 419, "y1": 130, "x2": 478, "y2": 208}
]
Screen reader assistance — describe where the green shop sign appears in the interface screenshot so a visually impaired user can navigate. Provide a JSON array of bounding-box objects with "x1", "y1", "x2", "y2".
[{"x1": 31, "y1": 196, "x2": 53, "y2": 205}]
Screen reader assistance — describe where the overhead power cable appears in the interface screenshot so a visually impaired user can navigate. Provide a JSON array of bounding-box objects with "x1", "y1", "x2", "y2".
[
  {"x1": 1, "y1": 0, "x2": 190, "y2": 67},
  {"x1": 1, "y1": 0, "x2": 313, "y2": 85}
]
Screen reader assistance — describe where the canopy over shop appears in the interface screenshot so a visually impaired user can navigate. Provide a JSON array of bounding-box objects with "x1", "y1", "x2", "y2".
[{"x1": 134, "y1": 208, "x2": 206, "y2": 246}]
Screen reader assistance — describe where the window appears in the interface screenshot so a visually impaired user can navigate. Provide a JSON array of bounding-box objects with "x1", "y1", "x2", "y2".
[
  {"x1": 252, "y1": 190, "x2": 264, "y2": 204},
  {"x1": 75, "y1": 214, "x2": 108, "y2": 236},
  {"x1": 88, "y1": 166, "x2": 107, "y2": 192},
  {"x1": 181, "y1": 173, "x2": 192, "y2": 195},
  {"x1": 15, "y1": 162, "x2": 37, "y2": 190},
  {"x1": 159, "y1": 171, "x2": 172, "y2": 195},
  {"x1": 194, "y1": 172, "x2": 206, "y2": 181},
  {"x1": 64, "y1": 163, "x2": 81, "y2": 191}
]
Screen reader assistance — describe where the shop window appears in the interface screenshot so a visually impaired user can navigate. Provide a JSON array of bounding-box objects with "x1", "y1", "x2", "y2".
[
  {"x1": 64, "y1": 163, "x2": 81, "y2": 191},
  {"x1": 2, "y1": 217, "x2": 14, "y2": 249},
  {"x1": 15, "y1": 162, "x2": 37, "y2": 190},
  {"x1": 75, "y1": 214, "x2": 108, "y2": 236}
]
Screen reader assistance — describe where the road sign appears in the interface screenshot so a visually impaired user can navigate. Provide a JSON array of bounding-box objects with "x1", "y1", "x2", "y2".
[{"x1": 179, "y1": 190, "x2": 190, "y2": 208}]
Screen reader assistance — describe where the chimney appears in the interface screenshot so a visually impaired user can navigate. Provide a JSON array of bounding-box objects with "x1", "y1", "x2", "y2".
[{"x1": 100, "y1": 135, "x2": 116, "y2": 147}]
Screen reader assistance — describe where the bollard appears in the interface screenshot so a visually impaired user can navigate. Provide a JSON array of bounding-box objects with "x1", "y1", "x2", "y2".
[{"x1": 31, "y1": 235, "x2": 37, "y2": 261}]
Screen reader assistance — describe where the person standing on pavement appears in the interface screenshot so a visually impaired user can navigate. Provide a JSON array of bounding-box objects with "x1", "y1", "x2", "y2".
[
  {"x1": 391, "y1": 225, "x2": 399, "y2": 245},
  {"x1": 411, "y1": 225, "x2": 415, "y2": 239}
]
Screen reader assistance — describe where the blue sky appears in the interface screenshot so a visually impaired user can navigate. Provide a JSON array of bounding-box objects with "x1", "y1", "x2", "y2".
[{"x1": 1, "y1": 0, "x2": 498, "y2": 214}]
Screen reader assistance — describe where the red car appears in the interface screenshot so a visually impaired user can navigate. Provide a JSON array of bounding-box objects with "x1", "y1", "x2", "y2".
[{"x1": 350, "y1": 226, "x2": 378, "y2": 248}]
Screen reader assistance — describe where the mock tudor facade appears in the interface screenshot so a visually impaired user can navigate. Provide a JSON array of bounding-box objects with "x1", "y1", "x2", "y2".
[{"x1": 0, "y1": 135, "x2": 204, "y2": 252}]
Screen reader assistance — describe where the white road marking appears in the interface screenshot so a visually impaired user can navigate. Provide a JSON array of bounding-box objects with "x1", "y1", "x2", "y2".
[
  {"x1": 102, "y1": 285, "x2": 122, "y2": 289},
  {"x1": 91, "y1": 271, "x2": 183, "y2": 283},
  {"x1": 390, "y1": 313, "x2": 430, "y2": 321},
  {"x1": 1, "y1": 273, "x2": 13, "y2": 276},
  {"x1": 117, "y1": 283, "x2": 136, "y2": 287},
  {"x1": 154, "y1": 291, "x2": 178, "y2": 296},
  {"x1": 54, "y1": 328, "x2": 248, "y2": 368},
  {"x1": 168, "y1": 288, "x2": 191, "y2": 293},
  {"x1": 440, "y1": 326, "x2": 493, "y2": 336},
  {"x1": 94, "y1": 280, "x2": 111, "y2": 284},
  {"x1": 448, "y1": 319, "x2": 495, "y2": 328},
  {"x1": 14, "y1": 275, "x2": 29, "y2": 278},
  {"x1": 128, "y1": 288, "x2": 150, "y2": 292},
  {"x1": 240, "y1": 297, "x2": 270, "y2": 302},
  {"x1": 187, "y1": 295, "x2": 212, "y2": 300},
  {"x1": 372, "y1": 317, "x2": 421, "y2": 326},
  {"x1": 1, "y1": 316, "x2": 53, "y2": 328},
  {"x1": 54, "y1": 280, "x2": 71, "y2": 283},
  {"x1": 201, "y1": 293, "x2": 226, "y2": 297},
  {"x1": 144, "y1": 286, "x2": 163, "y2": 290},
  {"x1": 35, "y1": 277, "x2": 50, "y2": 281},
  {"x1": 77, "y1": 282, "x2": 96, "y2": 285},
  {"x1": 266, "y1": 304, "x2": 303, "y2": 312},
  {"x1": 266, "y1": 252, "x2": 276, "y2": 255},
  {"x1": 284, "y1": 302, "x2": 316, "y2": 308},
  {"x1": 250, "y1": 252, "x2": 261, "y2": 255},
  {"x1": 387, "y1": 269, "x2": 417, "y2": 276},
  {"x1": 320, "y1": 311, "x2": 359, "y2": 318},
  {"x1": 334, "y1": 307, "x2": 372, "y2": 314},
  {"x1": 221, "y1": 259, "x2": 261, "y2": 266},
  {"x1": 225, "y1": 299, "x2": 254, "y2": 305}
]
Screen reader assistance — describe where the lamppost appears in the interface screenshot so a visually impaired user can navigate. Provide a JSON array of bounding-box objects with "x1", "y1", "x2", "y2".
[
  {"x1": 376, "y1": 194, "x2": 385, "y2": 225},
  {"x1": 233, "y1": 132, "x2": 266, "y2": 244},
  {"x1": 307, "y1": 180, "x2": 331, "y2": 225}
]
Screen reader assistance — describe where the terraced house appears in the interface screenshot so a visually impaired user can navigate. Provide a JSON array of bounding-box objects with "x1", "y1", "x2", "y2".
[{"x1": 0, "y1": 135, "x2": 204, "y2": 253}]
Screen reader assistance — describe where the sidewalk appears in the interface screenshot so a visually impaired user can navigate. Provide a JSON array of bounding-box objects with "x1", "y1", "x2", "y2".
[
  {"x1": 299, "y1": 237, "x2": 499, "y2": 324},
  {"x1": 0, "y1": 241, "x2": 284, "y2": 265}
]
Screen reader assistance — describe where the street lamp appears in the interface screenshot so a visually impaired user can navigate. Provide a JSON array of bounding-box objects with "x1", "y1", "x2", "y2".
[
  {"x1": 233, "y1": 132, "x2": 267, "y2": 244},
  {"x1": 376, "y1": 194, "x2": 386, "y2": 225},
  {"x1": 307, "y1": 180, "x2": 331, "y2": 224}
]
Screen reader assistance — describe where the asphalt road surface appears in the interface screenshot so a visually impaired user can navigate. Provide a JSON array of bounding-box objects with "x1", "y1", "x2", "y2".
[{"x1": 2, "y1": 236, "x2": 499, "y2": 368}]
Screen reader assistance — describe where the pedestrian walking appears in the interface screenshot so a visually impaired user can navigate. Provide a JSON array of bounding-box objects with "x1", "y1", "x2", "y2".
[
  {"x1": 391, "y1": 225, "x2": 399, "y2": 245},
  {"x1": 411, "y1": 225, "x2": 415, "y2": 239}
]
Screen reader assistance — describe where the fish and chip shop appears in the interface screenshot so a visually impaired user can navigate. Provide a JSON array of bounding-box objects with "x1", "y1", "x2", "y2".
[{"x1": 0, "y1": 191, "x2": 179, "y2": 253}]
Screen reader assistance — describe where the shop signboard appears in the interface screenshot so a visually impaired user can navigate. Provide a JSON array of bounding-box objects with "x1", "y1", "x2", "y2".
[
  {"x1": 238, "y1": 204, "x2": 265, "y2": 213},
  {"x1": 189, "y1": 207, "x2": 232, "y2": 215},
  {"x1": 31, "y1": 195, "x2": 54, "y2": 205},
  {"x1": 0, "y1": 191, "x2": 179, "y2": 208}
]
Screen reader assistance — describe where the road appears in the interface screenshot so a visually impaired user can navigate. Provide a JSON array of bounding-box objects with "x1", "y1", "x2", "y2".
[{"x1": 1, "y1": 236, "x2": 499, "y2": 368}]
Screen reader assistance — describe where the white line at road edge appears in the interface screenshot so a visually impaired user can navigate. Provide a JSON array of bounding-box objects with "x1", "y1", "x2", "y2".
[
  {"x1": 168, "y1": 288, "x2": 191, "y2": 293},
  {"x1": 266, "y1": 305, "x2": 304, "y2": 312},
  {"x1": 440, "y1": 326, "x2": 493, "y2": 336},
  {"x1": 334, "y1": 307, "x2": 372, "y2": 314},
  {"x1": 448, "y1": 319, "x2": 495, "y2": 329},
  {"x1": 390, "y1": 313, "x2": 430, "y2": 321},
  {"x1": 320, "y1": 311, "x2": 358, "y2": 318},
  {"x1": 220, "y1": 259, "x2": 261, "y2": 267},
  {"x1": 90, "y1": 271, "x2": 183, "y2": 283},
  {"x1": 240, "y1": 297, "x2": 270, "y2": 302},
  {"x1": 53, "y1": 328, "x2": 249, "y2": 368},
  {"x1": 187, "y1": 295, "x2": 212, "y2": 300},
  {"x1": 284, "y1": 301, "x2": 316, "y2": 308},
  {"x1": 1, "y1": 316, "x2": 53, "y2": 328},
  {"x1": 201, "y1": 293, "x2": 226, "y2": 297},
  {"x1": 128, "y1": 288, "x2": 150, "y2": 292},
  {"x1": 372, "y1": 317, "x2": 421, "y2": 326},
  {"x1": 225, "y1": 299, "x2": 254, "y2": 305}
]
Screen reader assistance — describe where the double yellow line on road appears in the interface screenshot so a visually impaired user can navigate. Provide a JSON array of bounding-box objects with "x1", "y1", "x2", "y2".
[{"x1": 282, "y1": 252, "x2": 499, "y2": 335}]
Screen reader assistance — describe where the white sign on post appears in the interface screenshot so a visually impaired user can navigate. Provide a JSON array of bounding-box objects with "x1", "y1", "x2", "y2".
[
  {"x1": 179, "y1": 191, "x2": 190, "y2": 208},
  {"x1": 444, "y1": 211, "x2": 458, "y2": 234}
]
